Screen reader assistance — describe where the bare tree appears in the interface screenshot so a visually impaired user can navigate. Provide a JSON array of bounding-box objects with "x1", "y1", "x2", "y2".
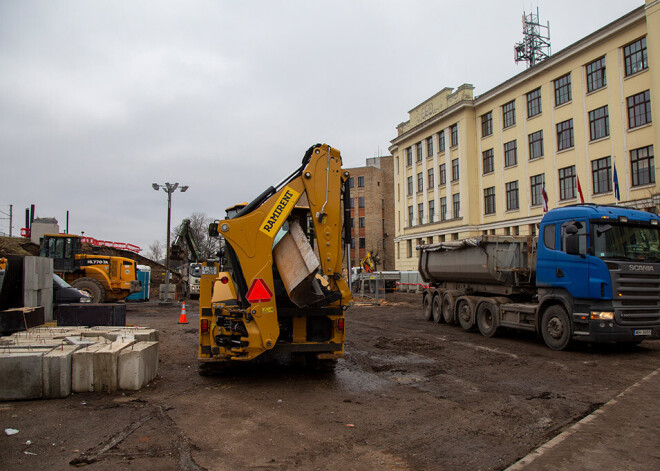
[{"x1": 146, "y1": 240, "x2": 163, "y2": 262}]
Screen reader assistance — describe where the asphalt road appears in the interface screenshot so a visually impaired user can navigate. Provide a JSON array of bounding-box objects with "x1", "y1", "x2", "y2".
[{"x1": 1, "y1": 293, "x2": 659, "y2": 470}]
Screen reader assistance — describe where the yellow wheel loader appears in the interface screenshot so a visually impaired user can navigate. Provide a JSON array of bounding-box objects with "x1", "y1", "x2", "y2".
[
  {"x1": 40, "y1": 234, "x2": 141, "y2": 303},
  {"x1": 198, "y1": 143, "x2": 353, "y2": 372}
]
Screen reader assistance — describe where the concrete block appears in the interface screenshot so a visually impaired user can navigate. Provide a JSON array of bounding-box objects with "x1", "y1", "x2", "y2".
[
  {"x1": 43, "y1": 344, "x2": 80, "y2": 399},
  {"x1": 93, "y1": 339, "x2": 136, "y2": 393},
  {"x1": 118, "y1": 341, "x2": 159, "y2": 391},
  {"x1": 0, "y1": 349, "x2": 48, "y2": 401},
  {"x1": 71, "y1": 343, "x2": 107, "y2": 393},
  {"x1": 57, "y1": 303, "x2": 126, "y2": 327}
]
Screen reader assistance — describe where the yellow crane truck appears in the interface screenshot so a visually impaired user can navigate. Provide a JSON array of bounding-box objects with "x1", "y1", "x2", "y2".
[
  {"x1": 39, "y1": 234, "x2": 141, "y2": 303},
  {"x1": 198, "y1": 143, "x2": 353, "y2": 372}
]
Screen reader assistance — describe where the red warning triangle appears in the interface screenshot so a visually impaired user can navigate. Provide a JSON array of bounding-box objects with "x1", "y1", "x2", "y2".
[{"x1": 245, "y1": 278, "x2": 273, "y2": 304}]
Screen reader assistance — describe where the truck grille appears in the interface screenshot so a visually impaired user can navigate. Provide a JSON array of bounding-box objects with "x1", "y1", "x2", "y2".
[{"x1": 608, "y1": 262, "x2": 660, "y2": 325}]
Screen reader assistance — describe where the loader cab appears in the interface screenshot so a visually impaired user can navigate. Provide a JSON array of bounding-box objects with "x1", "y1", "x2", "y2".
[{"x1": 40, "y1": 234, "x2": 82, "y2": 272}]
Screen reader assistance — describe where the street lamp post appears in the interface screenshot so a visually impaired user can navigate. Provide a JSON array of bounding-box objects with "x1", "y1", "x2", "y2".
[{"x1": 152, "y1": 182, "x2": 189, "y2": 305}]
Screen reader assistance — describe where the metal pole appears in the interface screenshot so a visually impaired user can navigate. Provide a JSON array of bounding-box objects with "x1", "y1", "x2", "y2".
[
  {"x1": 8, "y1": 205, "x2": 12, "y2": 237},
  {"x1": 164, "y1": 189, "x2": 172, "y2": 303}
]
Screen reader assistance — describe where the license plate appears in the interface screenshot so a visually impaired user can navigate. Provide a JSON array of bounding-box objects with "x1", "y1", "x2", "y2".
[{"x1": 634, "y1": 329, "x2": 652, "y2": 336}]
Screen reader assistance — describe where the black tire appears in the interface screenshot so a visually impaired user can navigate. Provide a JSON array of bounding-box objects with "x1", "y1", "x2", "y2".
[
  {"x1": 541, "y1": 305, "x2": 572, "y2": 351},
  {"x1": 432, "y1": 294, "x2": 443, "y2": 323},
  {"x1": 423, "y1": 293, "x2": 433, "y2": 321},
  {"x1": 71, "y1": 277, "x2": 105, "y2": 303},
  {"x1": 457, "y1": 298, "x2": 476, "y2": 331},
  {"x1": 442, "y1": 293, "x2": 456, "y2": 324},
  {"x1": 476, "y1": 300, "x2": 499, "y2": 337}
]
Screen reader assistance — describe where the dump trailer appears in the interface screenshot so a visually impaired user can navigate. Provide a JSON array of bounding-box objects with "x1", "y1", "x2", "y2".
[
  {"x1": 198, "y1": 143, "x2": 353, "y2": 371},
  {"x1": 419, "y1": 204, "x2": 660, "y2": 350},
  {"x1": 40, "y1": 234, "x2": 141, "y2": 303}
]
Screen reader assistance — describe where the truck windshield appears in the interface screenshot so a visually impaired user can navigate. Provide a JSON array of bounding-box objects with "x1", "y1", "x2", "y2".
[
  {"x1": 593, "y1": 222, "x2": 660, "y2": 261},
  {"x1": 190, "y1": 264, "x2": 202, "y2": 277}
]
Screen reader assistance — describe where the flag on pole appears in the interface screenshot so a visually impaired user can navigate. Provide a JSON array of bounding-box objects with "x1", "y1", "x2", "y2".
[
  {"x1": 613, "y1": 161, "x2": 620, "y2": 202},
  {"x1": 576, "y1": 175, "x2": 585, "y2": 204},
  {"x1": 542, "y1": 183, "x2": 549, "y2": 212}
]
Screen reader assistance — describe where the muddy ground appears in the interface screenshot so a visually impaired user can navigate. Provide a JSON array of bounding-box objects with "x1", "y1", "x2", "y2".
[{"x1": 1, "y1": 293, "x2": 660, "y2": 470}]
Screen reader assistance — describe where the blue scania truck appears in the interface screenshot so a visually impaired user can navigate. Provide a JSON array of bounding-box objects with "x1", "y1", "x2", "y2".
[{"x1": 418, "y1": 204, "x2": 660, "y2": 350}]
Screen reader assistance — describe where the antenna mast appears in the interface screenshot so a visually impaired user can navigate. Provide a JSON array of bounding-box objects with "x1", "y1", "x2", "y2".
[{"x1": 514, "y1": 7, "x2": 551, "y2": 68}]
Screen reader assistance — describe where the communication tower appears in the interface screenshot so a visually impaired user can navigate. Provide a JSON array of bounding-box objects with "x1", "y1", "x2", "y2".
[{"x1": 514, "y1": 7, "x2": 551, "y2": 68}]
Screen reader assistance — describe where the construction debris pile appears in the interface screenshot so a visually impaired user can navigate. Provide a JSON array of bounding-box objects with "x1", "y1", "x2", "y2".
[{"x1": 0, "y1": 326, "x2": 159, "y2": 401}]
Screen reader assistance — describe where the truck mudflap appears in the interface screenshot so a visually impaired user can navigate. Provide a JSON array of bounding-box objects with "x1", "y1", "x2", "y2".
[{"x1": 572, "y1": 315, "x2": 660, "y2": 342}]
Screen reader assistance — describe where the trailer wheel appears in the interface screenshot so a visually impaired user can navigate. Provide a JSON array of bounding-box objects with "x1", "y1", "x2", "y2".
[
  {"x1": 432, "y1": 295, "x2": 443, "y2": 323},
  {"x1": 72, "y1": 277, "x2": 105, "y2": 303},
  {"x1": 442, "y1": 293, "x2": 456, "y2": 324},
  {"x1": 541, "y1": 305, "x2": 572, "y2": 351},
  {"x1": 476, "y1": 301, "x2": 499, "y2": 337},
  {"x1": 457, "y1": 298, "x2": 476, "y2": 331},
  {"x1": 423, "y1": 293, "x2": 433, "y2": 321}
]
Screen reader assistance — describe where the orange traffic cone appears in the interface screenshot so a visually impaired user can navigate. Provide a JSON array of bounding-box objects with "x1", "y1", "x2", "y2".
[{"x1": 178, "y1": 302, "x2": 188, "y2": 324}]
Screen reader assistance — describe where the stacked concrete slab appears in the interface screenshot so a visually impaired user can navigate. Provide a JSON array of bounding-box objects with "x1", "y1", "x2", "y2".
[{"x1": 0, "y1": 326, "x2": 159, "y2": 401}]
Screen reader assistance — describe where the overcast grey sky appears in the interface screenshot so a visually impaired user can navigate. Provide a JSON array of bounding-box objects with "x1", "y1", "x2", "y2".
[{"x1": 0, "y1": 0, "x2": 644, "y2": 254}]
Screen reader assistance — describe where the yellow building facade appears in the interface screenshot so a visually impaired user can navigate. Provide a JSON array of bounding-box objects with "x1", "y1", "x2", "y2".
[{"x1": 390, "y1": 1, "x2": 660, "y2": 270}]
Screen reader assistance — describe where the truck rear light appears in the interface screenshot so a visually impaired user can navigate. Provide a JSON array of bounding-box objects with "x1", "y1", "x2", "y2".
[
  {"x1": 220, "y1": 276, "x2": 229, "y2": 284},
  {"x1": 201, "y1": 318, "x2": 210, "y2": 334},
  {"x1": 337, "y1": 318, "x2": 345, "y2": 332}
]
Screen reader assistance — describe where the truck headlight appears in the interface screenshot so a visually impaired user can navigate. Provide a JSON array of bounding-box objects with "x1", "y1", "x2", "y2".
[{"x1": 590, "y1": 311, "x2": 615, "y2": 320}]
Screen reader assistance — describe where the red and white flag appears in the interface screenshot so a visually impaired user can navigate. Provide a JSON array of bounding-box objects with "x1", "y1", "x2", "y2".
[
  {"x1": 576, "y1": 175, "x2": 585, "y2": 204},
  {"x1": 542, "y1": 183, "x2": 549, "y2": 212}
]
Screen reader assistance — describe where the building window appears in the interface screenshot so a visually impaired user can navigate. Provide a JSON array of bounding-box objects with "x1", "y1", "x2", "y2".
[
  {"x1": 408, "y1": 205, "x2": 413, "y2": 226},
  {"x1": 451, "y1": 158, "x2": 459, "y2": 181},
  {"x1": 631, "y1": 145, "x2": 655, "y2": 187},
  {"x1": 589, "y1": 106, "x2": 609, "y2": 141},
  {"x1": 427, "y1": 168, "x2": 434, "y2": 189},
  {"x1": 559, "y1": 166, "x2": 576, "y2": 200},
  {"x1": 481, "y1": 111, "x2": 493, "y2": 137},
  {"x1": 439, "y1": 164, "x2": 446, "y2": 185},
  {"x1": 406, "y1": 147, "x2": 412, "y2": 166},
  {"x1": 554, "y1": 73, "x2": 572, "y2": 106},
  {"x1": 427, "y1": 137, "x2": 434, "y2": 157},
  {"x1": 557, "y1": 119, "x2": 574, "y2": 151},
  {"x1": 417, "y1": 172, "x2": 423, "y2": 193},
  {"x1": 452, "y1": 193, "x2": 460, "y2": 218},
  {"x1": 504, "y1": 140, "x2": 517, "y2": 167},
  {"x1": 506, "y1": 181, "x2": 519, "y2": 211},
  {"x1": 526, "y1": 88, "x2": 542, "y2": 118},
  {"x1": 483, "y1": 148, "x2": 494, "y2": 174},
  {"x1": 530, "y1": 174, "x2": 545, "y2": 207},
  {"x1": 350, "y1": 217, "x2": 354, "y2": 228},
  {"x1": 351, "y1": 238, "x2": 355, "y2": 249},
  {"x1": 627, "y1": 90, "x2": 652, "y2": 129},
  {"x1": 502, "y1": 100, "x2": 516, "y2": 128},
  {"x1": 407, "y1": 239, "x2": 412, "y2": 258},
  {"x1": 624, "y1": 37, "x2": 648, "y2": 76},
  {"x1": 586, "y1": 57, "x2": 606, "y2": 92},
  {"x1": 350, "y1": 198, "x2": 354, "y2": 208},
  {"x1": 592, "y1": 156, "x2": 612, "y2": 194},
  {"x1": 439, "y1": 130, "x2": 445, "y2": 152},
  {"x1": 440, "y1": 197, "x2": 447, "y2": 221},
  {"x1": 359, "y1": 238, "x2": 365, "y2": 249},
  {"x1": 529, "y1": 130, "x2": 543, "y2": 160},
  {"x1": 484, "y1": 187, "x2": 496, "y2": 215},
  {"x1": 416, "y1": 142, "x2": 423, "y2": 162},
  {"x1": 358, "y1": 217, "x2": 365, "y2": 228},
  {"x1": 357, "y1": 176, "x2": 365, "y2": 187},
  {"x1": 450, "y1": 124, "x2": 458, "y2": 147},
  {"x1": 418, "y1": 203, "x2": 424, "y2": 225},
  {"x1": 358, "y1": 197, "x2": 365, "y2": 208},
  {"x1": 429, "y1": 200, "x2": 435, "y2": 223},
  {"x1": 407, "y1": 176, "x2": 413, "y2": 195}
]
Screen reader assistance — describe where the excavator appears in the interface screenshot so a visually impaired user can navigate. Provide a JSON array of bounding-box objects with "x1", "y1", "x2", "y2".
[
  {"x1": 198, "y1": 143, "x2": 353, "y2": 372},
  {"x1": 170, "y1": 219, "x2": 203, "y2": 299}
]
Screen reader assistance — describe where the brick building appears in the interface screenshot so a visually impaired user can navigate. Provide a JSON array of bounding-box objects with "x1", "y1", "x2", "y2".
[{"x1": 346, "y1": 156, "x2": 395, "y2": 270}]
